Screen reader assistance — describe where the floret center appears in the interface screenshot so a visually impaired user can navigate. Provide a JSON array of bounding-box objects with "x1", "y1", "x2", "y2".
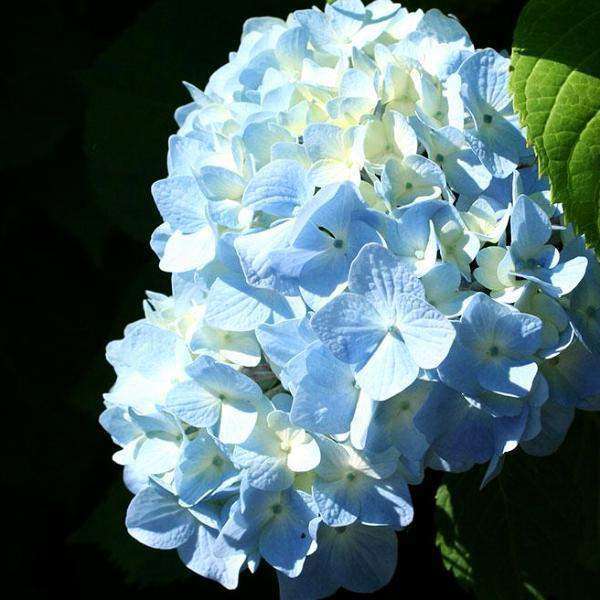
[
  {"x1": 483, "y1": 114, "x2": 493, "y2": 124},
  {"x1": 526, "y1": 257, "x2": 538, "y2": 268}
]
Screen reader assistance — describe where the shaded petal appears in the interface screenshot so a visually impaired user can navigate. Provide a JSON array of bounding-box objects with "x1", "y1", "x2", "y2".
[
  {"x1": 355, "y1": 333, "x2": 419, "y2": 400},
  {"x1": 126, "y1": 485, "x2": 195, "y2": 549}
]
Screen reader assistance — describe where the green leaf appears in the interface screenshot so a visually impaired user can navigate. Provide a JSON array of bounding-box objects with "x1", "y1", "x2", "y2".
[
  {"x1": 511, "y1": 0, "x2": 600, "y2": 248},
  {"x1": 436, "y1": 413, "x2": 600, "y2": 599}
]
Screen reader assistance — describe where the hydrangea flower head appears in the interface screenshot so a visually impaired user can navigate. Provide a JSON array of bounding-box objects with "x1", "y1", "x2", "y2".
[{"x1": 101, "y1": 2, "x2": 600, "y2": 597}]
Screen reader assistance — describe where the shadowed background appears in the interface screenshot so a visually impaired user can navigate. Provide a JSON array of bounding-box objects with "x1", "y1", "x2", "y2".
[{"x1": 4, "y1": 1, "x2": 529, "y2": 596}]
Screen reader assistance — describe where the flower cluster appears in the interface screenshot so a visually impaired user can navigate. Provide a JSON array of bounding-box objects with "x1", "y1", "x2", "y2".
[{"x1": 101, "y1": 1, "x2": 600, "y2": 597}]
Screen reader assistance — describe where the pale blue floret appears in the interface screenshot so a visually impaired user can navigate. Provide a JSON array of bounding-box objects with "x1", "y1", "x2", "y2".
[
  {"x1": 255, "y1": 317, "x2": 318, "y2": 389},
  {"x1": 312, "y1": 436, "x2": 413, "y2": 529},
  {"x1": 503, "y1": 195, "x2": 587, "y2": 298},
  {"x1": 290, "y1": 182, "x2": 383, "y2": 308},
  {"x1": 152, "y1": 175, "x2": 208, "y2": 234},
  {"x1": 360, "y1": 379, "x2": 432, "y2": 461},
  {"x1": 410, "y1": 117, "x2": 491, "y2": 198},
  {"x1": 328, "y1": 68, "x2": 378, "y2": 125},
  {"x1": 167, "y1": 132, "x2": 216, "y2": 177},
  {"x1": 216, "y1": 476, "x2": 317, "y2": 577},
  {"x1": 403, "y1": 198, "x2": 480, "y2": 278},
  {"x1": 515, "y1": 284, "x2": 574, "y2": 358},
  {"x1": 295, "y1": 0, "x2": 367, "y2": 56},
  {"x1": 100, "y1": 406, "x2": 183, "y2": 475},
  {"x1": 303, "y1": 123, "x2": 365, "y2": 186},
  {"x1": 242, "y1": 159, "x2": 313, "y2": 217},
  {"x1": 459, "y1": 196, "x2": 511, "y2": 244},
  {"x1": 233, "y1": 410, "x2": 320, "y2": 491},
  {"x1": 415, "y1": 378, "x2": 546, "y2": 484},
  {"x1": 234, "y1": 221, "x2": 304, "y2": 297},
  {"x1": 126, "y1": 482, "x2": 245, "y2": 589},
  {"x1": 243, "y1": 119, "x2": 295, "y2": 170},
  {"x1": 311, "y1": 243, "x2": 455, "y2": 400},
  {"x1": 277, "y1": 522, "x2": 398, "y2": 599},
  {"x1": 460, "y1": 171, "x2": 512, "y2": 212},
  {"x1": 204, "y1": 233, "x2": 306, "y2": 331},
  {"x1": 165, "y1": 355, "x2": 266, "y2": 444},
  {"x1": 383, "y1": 202, "x2": 438, "y2": 275},
  {"x1": 288, "y1": 341, "x2": 363, "y2": 437},
  {"x1": 106, "y1": 320, "x2": 191, "y2": 391},
  {"x1": 274, "y1": 26, "x2": 310, "y2": 78},
  {"x1": 540, "y1": 339, "x2": 600, "y2": 411},
  {"x1": 175, "y1": 433, "x2": 239, "y2": 506},
  {"x1": 563, "y1": 258, "x2": 600, "y2": 355},
  {"x1": 177, "y1": 518, "x2": 247, "y2": 590},
  {"x1": 194, "y1": 163, "x2": 252, "y2": 230},
  {"x1": 512, "y1": 168, "x2": 554, "y2": 218},
  {"x1": 514, "y1": 164, "x2": 550, "y2": 195},
  {"x1": 402, "y1": 8, "x2": 474, "y2": 81},
  {"x1": 237, "y1": 182, "x2": 384, "y2": 308},
  {"x1": 379, "y1": 155, "x2": 447, "y2": 209},
  {"x1": 421, "y1": 261, "x2": 474, "y2": 317},
  {"x1": 458, "y1": 49, "x2": 526, "y2": 178},
  {"x1": 126, "y1": 483, "x2": 197, "y2": 549},
  {"x1": 432, "y1": 205, "x2": 480, "y2": 278},
  {"x1": 190, "y1": 320, "x2": 262, "y2": 368},
  {"x1": 438, "y1": 292, "x2": 543, "y2": 400},
  {"x1": 158, "y1": 224, "x2": 217, "y2": 274},
  {"x1": 415, "y1": 376, "x2": 549, "y2": 485},
  {"x1": 519, "y1": 398, "x2": 575, "y2": 458},
  {"x1": 362, "y1": 109, "x2": 418, "y2": 169}
]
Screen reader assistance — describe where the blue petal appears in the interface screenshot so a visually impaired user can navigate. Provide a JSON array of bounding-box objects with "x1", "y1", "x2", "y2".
[
  {"x1": 310, "y1": 292, "x2": 385, "y2": 365},
  {"x1": 126, "y1": 484, "x2": 195, "y2": 549},
  {"x1": 277, "y1": 522, "x2": 397, "y2": 598},
  {"x1": 177, "y1": 524, "x2": 246, "y2": 589},
  {"x1": 243, "y1": 159, "x2": 312, "y2": 217},
  {"x1": 290, "y1": 343, "x2": 358, "y2": 434}
]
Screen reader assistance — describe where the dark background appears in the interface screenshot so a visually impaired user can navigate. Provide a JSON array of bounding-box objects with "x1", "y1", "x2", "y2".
[{"x1": 4, "y1": 1, "x2": 527, "y2": 597}]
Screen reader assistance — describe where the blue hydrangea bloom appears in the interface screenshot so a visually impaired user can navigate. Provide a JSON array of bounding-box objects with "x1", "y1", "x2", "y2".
[
  {"x1": 311, "y1": 436, "x2": 413, "y2": 529},
  {"x1": 312, "y1": 243, "x2": 455, "y2": 400},
  {"x1": 458, "y1": 49, "x2": 526, "y2": 178},
  {"x1": 101, "y1": 1, "x2": 600, "y2": 594},
  {"x1": 501, "y1": 195, "x2": 588, "y2": 298},
  {"x1": 216, "y1": 476, "x2": 318, "y2": 577},
  {"x1": 438, "y1": 292, "x2": 543, "y2": 401}
]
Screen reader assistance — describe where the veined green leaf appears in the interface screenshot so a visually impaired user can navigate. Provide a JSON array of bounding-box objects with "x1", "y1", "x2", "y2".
[
  {"x1": 436, "y1": 413, "x2": 600, "y2": 599},
  {"x1": 511, "y1": 0, "x2": 600, "y2": 248}
]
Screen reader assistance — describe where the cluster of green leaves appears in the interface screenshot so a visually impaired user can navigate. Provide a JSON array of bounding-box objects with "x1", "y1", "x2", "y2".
[
  {"x1": 436, "y1": 414, "x2": 600, "y2": 599},
  {"x1": 510, "y1": 0, "x2": 600, "y2": 248}
]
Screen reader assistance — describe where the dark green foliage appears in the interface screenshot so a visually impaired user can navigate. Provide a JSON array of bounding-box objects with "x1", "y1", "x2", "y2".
[{"x1": 436, "y1": 414, "x2": 600, "y2": 599}]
